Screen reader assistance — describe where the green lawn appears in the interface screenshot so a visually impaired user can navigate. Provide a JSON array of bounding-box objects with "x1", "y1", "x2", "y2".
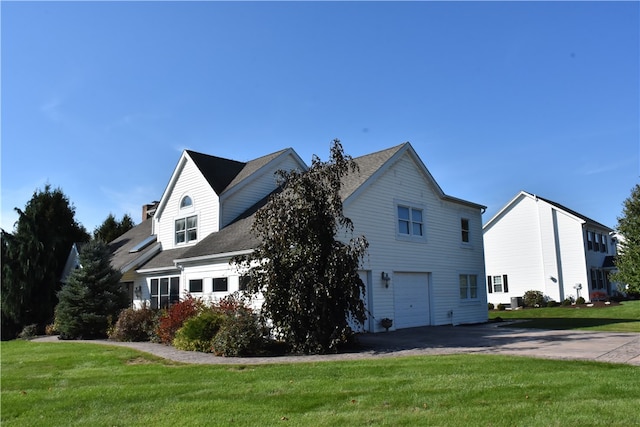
[
  {"x1": 489, "y1": 300, "x2": 640, "y2": 332},
  {"x1": 2, "y1": 340, "x2": 639, "y2": 426}
]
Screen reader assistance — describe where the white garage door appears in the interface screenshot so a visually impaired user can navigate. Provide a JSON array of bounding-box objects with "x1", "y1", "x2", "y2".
[{"x1": 393, "y1": 272, "x2": 430, "y2": 329}]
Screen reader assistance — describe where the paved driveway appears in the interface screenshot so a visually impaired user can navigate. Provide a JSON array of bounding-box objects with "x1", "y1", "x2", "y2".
[{"x1": 33, "y1": 322, "x2": 640, "y2": 366}]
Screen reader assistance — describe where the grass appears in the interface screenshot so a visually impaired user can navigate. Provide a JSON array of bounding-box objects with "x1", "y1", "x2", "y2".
[
  {"x1": 489, "y1": 300, "x2": 640, "y2": 332},
  {"x1": 2, "y1": 340, "x2": 639, "y2": 426}
]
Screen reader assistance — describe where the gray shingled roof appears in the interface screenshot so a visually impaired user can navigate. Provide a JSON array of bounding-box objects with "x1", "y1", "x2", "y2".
[
  {"x1": 224, "y1": 148, "x2": 290, "y2": 193},
  {"x1": 136, "y1": 246, "x2": 191, "y2": 271},
  {"x1": 340, "y1": 143, "x2": 406, "y2": 200},
  {"x1": 108, "y1": 218, "x2": 157, "y2": 272}
]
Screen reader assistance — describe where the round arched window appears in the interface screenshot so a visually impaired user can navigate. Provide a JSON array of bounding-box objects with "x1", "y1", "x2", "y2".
[{"x1": 180, "y1": 196, "x2": 193, "y2": 208}]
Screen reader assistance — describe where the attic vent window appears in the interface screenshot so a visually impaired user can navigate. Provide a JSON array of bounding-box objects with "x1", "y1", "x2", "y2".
[{"x1": 180, "y1": 196, "x2": 193, "y2": 208}]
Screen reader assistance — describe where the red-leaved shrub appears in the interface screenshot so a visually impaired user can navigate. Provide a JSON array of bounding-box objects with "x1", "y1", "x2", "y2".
[{"x1": 156, "y1": 295, "x2": 204, "y2": 344}]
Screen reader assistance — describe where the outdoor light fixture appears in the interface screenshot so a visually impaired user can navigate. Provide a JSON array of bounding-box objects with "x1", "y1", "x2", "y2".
[{"x1": 381, "y1": 272, "x2": 390, "y2": 288}]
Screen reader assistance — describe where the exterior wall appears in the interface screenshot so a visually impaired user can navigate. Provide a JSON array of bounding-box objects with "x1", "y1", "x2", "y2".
[
  {"x1": 483, "y1": 196, "x2": 545, "y2": 305},
  {"x1": 221, "y1": 154, "x2": 301, "y2": 227},
  {"x1": 344, "y1": 153, "x2": 487, "y2": 331},
  {"x1": 155, "y1": 159, "x2": 219, "y2": 250},
  {"x1": 484, "y1": 193, "x2": 613, "y2": 305}
]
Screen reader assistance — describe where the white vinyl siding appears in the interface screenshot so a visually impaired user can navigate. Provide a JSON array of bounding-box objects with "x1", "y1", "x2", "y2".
[
  {"x1": 155, "y1": 158, "x2": 219, "y2": 249},
  {"x1": 344, "y1": 153, "x2": 487, "y2": 329},
  {"x1": 221, "y1": 154, "x2": 303, "y2": 227}
]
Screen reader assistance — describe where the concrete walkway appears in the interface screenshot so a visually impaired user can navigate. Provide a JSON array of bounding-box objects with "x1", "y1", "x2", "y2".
[{"x1": 32, "y1": 322, "x2": 640, "y2": 366}]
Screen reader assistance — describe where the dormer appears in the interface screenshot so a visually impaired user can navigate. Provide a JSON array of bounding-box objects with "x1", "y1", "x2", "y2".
[{"x1": 152, "y1": 148, "x2": 306, "y2": 250}]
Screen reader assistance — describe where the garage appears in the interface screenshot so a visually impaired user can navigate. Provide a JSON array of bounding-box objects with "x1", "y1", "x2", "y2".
[{"x1": 393, "y1": 272, "x2": 431, "y2": 329}]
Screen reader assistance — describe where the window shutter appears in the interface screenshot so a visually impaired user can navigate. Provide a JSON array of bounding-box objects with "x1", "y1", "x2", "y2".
[
  {"x1": 487, "y1": 276, "x2": 493, "y2": 293},
  {"x1": 503, "y1": 275, "x2": 509, "y2": 293}
]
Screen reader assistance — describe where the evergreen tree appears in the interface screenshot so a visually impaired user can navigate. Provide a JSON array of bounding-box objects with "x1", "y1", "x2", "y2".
[
  {"x1": 235, "y1": 140, "x2": 368, "y2": 354},
  {"x1": 93, "y1": 213, "x2": 135, "y2": 242},
  {"x1": 56, "y1": 240, "x2": 129, "y2": 339},
  {"x1": 612, "y1": 184, "x2": 640, "y2": 294},
  {"x1": 1, "y1": 185, "x2": 89, "y2": 336}
]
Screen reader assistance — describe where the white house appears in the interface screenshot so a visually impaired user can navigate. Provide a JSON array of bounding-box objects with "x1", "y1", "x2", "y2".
[
  {"x1": 483, "y1": 191, "x2": 618, "y2": 306},
  {"x1": 108, "y1": 142, "x2": 488, "y2": 332}
]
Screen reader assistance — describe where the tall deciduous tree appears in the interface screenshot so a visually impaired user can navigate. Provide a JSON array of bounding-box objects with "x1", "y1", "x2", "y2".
[
  {"x1": 612, "y1": 184, "x2": 640, "y2": 294},
  {"x1": 1, "y1": 185, "x2": 89, "y2": 336},
  {"x1": 93, "y1": 213, "x2": 135, "y2": 242},
  {"x1": 55, "y1": 240, "x2": 129, "y2": 339},
  {"x1": 235, "y1": 139, "x2": 368, "y2": 354}
]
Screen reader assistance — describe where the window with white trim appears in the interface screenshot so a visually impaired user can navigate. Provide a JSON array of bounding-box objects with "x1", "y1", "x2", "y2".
[
  {"x1": 189, "y1": 279, "x2": 203, "y2": 293},
  {"x1": 397, "y1": 205, "x2": 424, "y2": 237},
  {"x1": 213, "y1": 277, "x2": 228, "y2": 292},
  {"x1": 150, "y1": 277, "x2": 180, "y2": 309},
  {"x1": 487, "y1": 275, "x2": 509, "y2": 294},
  {"x1": 459, "y1": 274, "x2": 478, "y2": 299},
  {"x1": 180, "y1": 195, "x2": 193, "y2": 209},
  {"x1": 175, "y1": 215, "x2": 197, "y2": 244},
  {"x1": 461, "y1": 218, "x2": 470, "y2": 243}
]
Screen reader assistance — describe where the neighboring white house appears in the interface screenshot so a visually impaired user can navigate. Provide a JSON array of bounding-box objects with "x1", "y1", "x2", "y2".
[
  {"x1": 483, "y1": 191, "x2": 619, "y2": 306},
  {"x1": 108, "y1": 142, "x2": 488, "y2": 332}
]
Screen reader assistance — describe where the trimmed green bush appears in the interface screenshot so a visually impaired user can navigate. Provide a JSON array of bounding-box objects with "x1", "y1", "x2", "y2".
[
  {"x1": 109, "y1": 305, "x2": 158, "y2": 342},
  {"x1": 488, "y1": 303, "x2": 495, "y2": 310},
  {"x1": 576, "y1": 296, "x2": 586, "y2": 305},
  {"x1": 211, "y1": 309, "x2": 266, "y2": 357},
  {"x1": 546, "y1": 300, "x2": 559, "y2": 308},
  {"x1": 523, "y1": 290, "x2": 545, "y2": 307},
  {"x1": 497, "y1": 303, "x2": 506, "y2": 311},
  {"x1": 173, "y1": 311, "x2": 225, "y2": 353},
  {"x1": 562, "y1": 298, "x2": 574, "y2": 306}
]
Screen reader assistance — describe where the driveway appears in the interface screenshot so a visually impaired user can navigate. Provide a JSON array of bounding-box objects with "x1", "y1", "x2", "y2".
[{"x1": 32, "y1": 322, "x2": 640, "y2": 366}]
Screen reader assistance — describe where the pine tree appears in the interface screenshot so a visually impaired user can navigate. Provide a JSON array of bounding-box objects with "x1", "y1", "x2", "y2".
[
  {"x1": 56, "y1": 240, "x2": 129, "y2": 339},
  {"x1": 612, "y1": 184, "x2": 640, "y2": 294},
  {"x1": 93, "y1": 213, "x2": 135, "y2": 242},
  {"x1": 1, "y1": 185, "x2": 89, "y2": 335},
  {"x1": 235, "y1": 140, "x2": 368, "y2": 354}
]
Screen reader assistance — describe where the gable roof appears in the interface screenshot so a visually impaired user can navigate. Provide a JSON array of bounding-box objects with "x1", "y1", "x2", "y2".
[
  {"x1": 483, "y1": 190, "x2": 613, "y2": 231},
  {"x1": 185, "y1": 150, "x2": 246, "y2": 195},
  {"x1": 342, "y1": 142, "x2": 486, "y2": 210}
]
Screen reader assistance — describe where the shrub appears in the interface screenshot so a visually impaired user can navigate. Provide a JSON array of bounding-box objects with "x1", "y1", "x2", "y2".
[
  {"x1": 173, "y1": 310, "x2": 225, "y2": 352},
  {"x1": 156, "y1": 295, "x2": 204, "y2": 344},
  {"x1": 109, "y1": 305, "x2": 158, "y2": 342},
  {"x1": 523, "y1": 290, "x2": 545, "y2": 308},
  {"x1": 562, "y1": 297, "x2": 574, "y2": 306},
  {"x1": 497, "y1": 303, "x2": 506, "y2": 311},
  {"x1": 18, "y1": 324, "x2": 38, "y2": 340},
  {"x1": 576, "y1": 296, "x2": 586, "y2": 305},
  {"x1": 546, "y1": 300, "x2": 558, "y2": 308},
  {"x1": 488, "y1": 303, "x2": 495, "y2": 310},
  {"x1": 211, "y1": 309, "x2": 266, "y2": 357}
]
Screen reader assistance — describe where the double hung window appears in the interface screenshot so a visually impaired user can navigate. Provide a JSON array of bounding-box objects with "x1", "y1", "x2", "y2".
[
  {"x1": 176, "y1": 215, "x2": 197, "y2": 244},
  {"x1": 461, "y1": 218, "x2": 470, "y2": 243},
  {"x1": 459, "y1": 274, "x2": 478, "y2": 299},
  {"x1": 397, "y1": 205, "x2": 424, "y2": 237},
  {"x1": 487, "y1": 275, "x2": 509, "y2": 294}
]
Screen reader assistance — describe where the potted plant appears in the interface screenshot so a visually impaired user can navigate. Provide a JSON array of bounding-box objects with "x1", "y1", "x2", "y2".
[{"x1": 380, "y1": 318, "x2": 393, "y2": 332}]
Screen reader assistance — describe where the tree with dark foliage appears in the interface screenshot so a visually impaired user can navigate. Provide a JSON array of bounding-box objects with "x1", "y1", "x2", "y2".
[
  {"x1": 612, "y1": 184, "x2": 640, "y2": 294},
  {"x1": 235, "y1": 140, "x2": 368, "y2": 354},
  {"x1": 93, "y1": 213, "x2": 135, "y2": 242},
  {"x1": 56, "y1": 240, "x2": 129, "y2": 339},
  {"x1": 1, "y1": 185, "x2": 89, "y2": 338}
]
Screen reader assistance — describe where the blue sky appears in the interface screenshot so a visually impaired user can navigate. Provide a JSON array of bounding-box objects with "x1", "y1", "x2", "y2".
[{"x1": 2, "y1": 1, "x2": 638, "y2": 234}]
